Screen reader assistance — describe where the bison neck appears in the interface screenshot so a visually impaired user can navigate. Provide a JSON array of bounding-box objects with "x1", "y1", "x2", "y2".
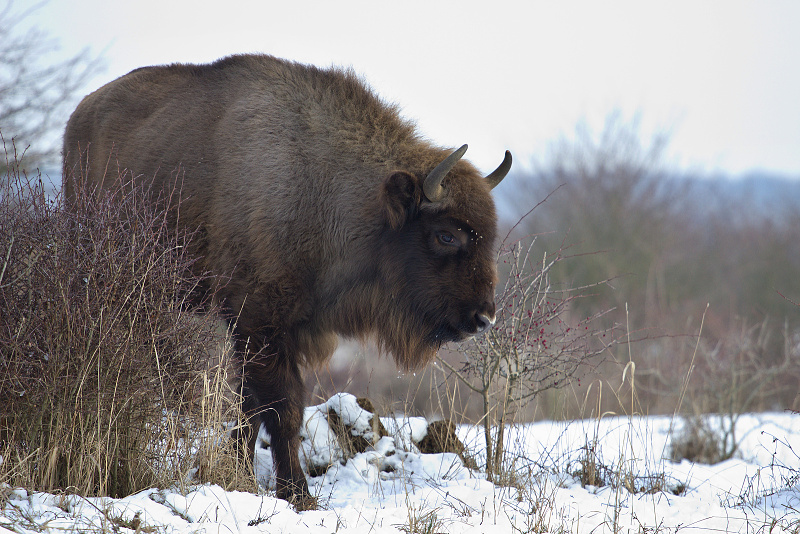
[{"x1": 313, "y1": 266, "x2": 440, "y2": 372}]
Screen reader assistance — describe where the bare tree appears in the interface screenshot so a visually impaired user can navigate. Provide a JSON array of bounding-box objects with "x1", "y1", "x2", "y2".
[
  {"x1": 504, "y1": 112, "x2": 691, "y2": 328},
  {"x1": 0, "y1": 1, "x2": 102, "y2": 170},
  {"x1": 502, "y1": 111, "x2": 800, "y2": 419}
]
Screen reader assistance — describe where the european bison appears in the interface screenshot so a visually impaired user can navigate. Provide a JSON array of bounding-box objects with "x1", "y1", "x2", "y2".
[{"x1": 62, "y1": 54, "x2": 511, "y2": 507}]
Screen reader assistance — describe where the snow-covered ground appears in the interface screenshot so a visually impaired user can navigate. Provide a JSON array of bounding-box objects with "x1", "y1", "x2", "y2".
[{"x1": 2, "y1": 393, "x2": 799, "y2": 533}]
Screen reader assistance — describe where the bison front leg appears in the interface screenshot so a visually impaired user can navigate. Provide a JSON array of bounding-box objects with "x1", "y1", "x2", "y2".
[{"x1": 234, "y1": 338, "x2": 314, "y2": 509}]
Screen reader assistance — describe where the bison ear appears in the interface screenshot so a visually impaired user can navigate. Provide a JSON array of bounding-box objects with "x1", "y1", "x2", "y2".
[{"x1": 381, "y1": 171, "x2": 422, "y2": 229}]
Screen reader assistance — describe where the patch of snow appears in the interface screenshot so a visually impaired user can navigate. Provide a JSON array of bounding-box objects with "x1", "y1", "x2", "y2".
[{"x1": 2, "y1": 397, "x2": 799, "y2": 533}]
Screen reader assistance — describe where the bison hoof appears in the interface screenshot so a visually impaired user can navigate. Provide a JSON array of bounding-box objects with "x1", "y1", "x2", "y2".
[{"x1": 277, "y1": 481, "x2": 316, "y2": 511}]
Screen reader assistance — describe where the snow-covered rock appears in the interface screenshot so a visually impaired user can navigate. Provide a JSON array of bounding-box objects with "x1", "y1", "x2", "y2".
[{"x1": 256, "y1": 393, "x2": 468, "y2": 488}]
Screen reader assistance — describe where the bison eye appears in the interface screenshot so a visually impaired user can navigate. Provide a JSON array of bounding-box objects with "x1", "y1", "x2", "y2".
[{"x1": 437, "y1": 231, "x2": 458, "y2": 246}]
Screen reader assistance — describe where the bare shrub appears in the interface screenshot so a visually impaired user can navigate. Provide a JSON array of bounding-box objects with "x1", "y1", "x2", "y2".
[
  {"x1": 667, "y1": 318, "x2": 800, "y2": 464},
  {"x1": 439, "y1": 227, "x2": 619, "y2": 480},
  {"x1": 691, "y1": 318, "x2": 800, "y2": 416},
  {"x1": 0, "y1": 142, "x2": 247, "y2": 497},
  {"x1": 669, "y1": 416, "x2": 727, "y2": 464}
]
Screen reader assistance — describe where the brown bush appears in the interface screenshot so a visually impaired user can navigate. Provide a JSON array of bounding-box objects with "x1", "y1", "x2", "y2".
[
  {"x1": 0, "y1": 144, "x2": 244, "y2": 497},
  {"x1": 669, "y1": 416, "x2": 728, "y2": 465}
]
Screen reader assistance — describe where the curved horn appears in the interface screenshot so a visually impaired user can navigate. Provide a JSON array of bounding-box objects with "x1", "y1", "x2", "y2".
[
  {"x1": 423, "y1": 144, "x2": 468, "y2": 202},
  {"x1": 485, "y1": 150, "x2": 512, "y2": 190}
]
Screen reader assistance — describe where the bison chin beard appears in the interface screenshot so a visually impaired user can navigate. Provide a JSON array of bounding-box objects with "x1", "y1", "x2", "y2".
[
  {"x1": 368, "y1": 291, "x2": 477, "y2": 372},
  {"x1": 374, "y1": 314, "x2": 441, "y2": 372},
  {"x1": 428, "y1": 321, "x2": 468, "y2": 347},
  {"x1": 379, "y1": 316, "x2": 467, "y2": 373}
]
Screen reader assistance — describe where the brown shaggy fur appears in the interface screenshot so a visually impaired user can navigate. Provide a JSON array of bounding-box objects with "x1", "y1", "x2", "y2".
[{"x1": 62, "y1": 54, "x2": 508, "y2": 507}]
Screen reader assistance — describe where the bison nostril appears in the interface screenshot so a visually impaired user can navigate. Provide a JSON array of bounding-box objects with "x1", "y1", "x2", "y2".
[{"x1": 475, "y1": 312, "x2": 495, "y2": 334}]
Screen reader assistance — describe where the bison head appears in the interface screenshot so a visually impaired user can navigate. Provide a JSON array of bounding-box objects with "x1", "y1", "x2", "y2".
[{"x1": 377, "y1": 145, "x2": 511, "y2": 369}]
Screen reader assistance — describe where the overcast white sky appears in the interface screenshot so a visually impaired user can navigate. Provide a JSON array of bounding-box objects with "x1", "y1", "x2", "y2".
[{"x1": 24, "y1": 0, "x2": 800, "y2": 177}]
